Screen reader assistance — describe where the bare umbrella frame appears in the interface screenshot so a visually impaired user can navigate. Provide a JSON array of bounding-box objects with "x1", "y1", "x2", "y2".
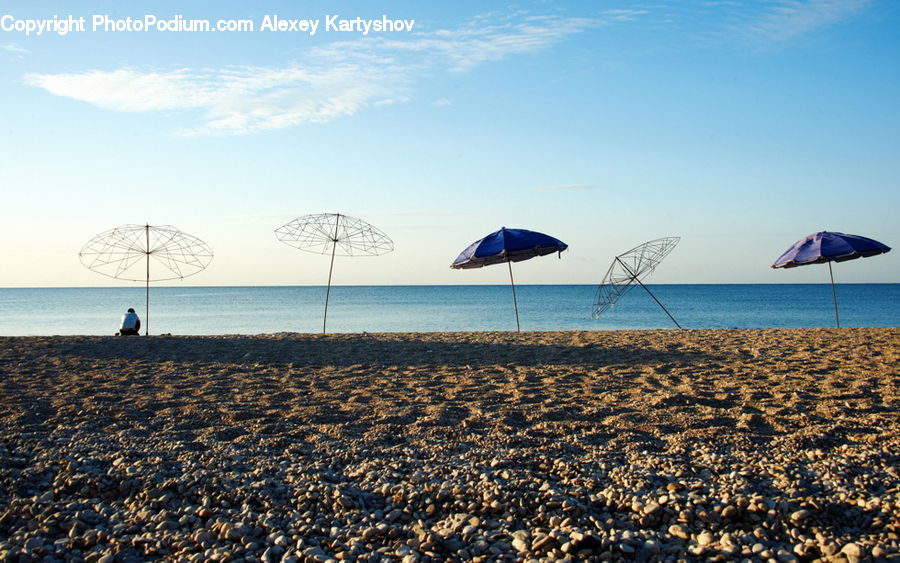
[
  {"x1": 592, "y1": 236, "x2": 682, "y2": 328},
  {"x1": 79, "y1": 223, "x2": 214, "y2": 335},
  {"x1": 275, "y1": 213, "x2": 394, "y2": 333}
]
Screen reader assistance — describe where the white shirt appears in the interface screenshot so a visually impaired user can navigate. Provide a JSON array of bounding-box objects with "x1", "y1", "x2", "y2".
[{"x1": 120, "y1": 312, "x2": 140, "y2": 330}]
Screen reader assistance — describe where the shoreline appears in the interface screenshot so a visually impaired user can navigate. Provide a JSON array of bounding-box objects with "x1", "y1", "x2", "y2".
[
  {"x1": 2, "y1": 325, "x2": 899, "y2": 339},
  {"x1": 1, "y1": 328, "x2": 897, "y2": 560}
]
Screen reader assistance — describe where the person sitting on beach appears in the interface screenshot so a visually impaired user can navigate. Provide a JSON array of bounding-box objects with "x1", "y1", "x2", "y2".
[{"x1": 118, "y1": 308, "x2": 141, "y2": 336}]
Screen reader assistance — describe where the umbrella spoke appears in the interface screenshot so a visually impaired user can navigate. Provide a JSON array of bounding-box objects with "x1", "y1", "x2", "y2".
[
  {"x1": 80, "y1": 225, "x2": 213, "y2": 281},
  {"x1": 276, "y1": 213, "x2": 394, "y2": 257}
]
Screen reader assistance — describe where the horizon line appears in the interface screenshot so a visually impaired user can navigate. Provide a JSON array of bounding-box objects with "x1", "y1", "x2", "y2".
[{"x1": 1, "y1": 282, "x2": 897, "y2": 290}]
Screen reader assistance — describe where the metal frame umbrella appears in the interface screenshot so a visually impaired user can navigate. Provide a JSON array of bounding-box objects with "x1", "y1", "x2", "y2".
[
  {"x1": 275, "y1": 213, "x2": 394, "y2": 333},
  {"x1": 79, "y1": 223, "x2": 214, "y2": 335},
  {"x1": 592, "y1": 237, "x2": 682, "y2": 328},
  {"x1": 451, "y1": 227, "x2": 568, "y2": 332}
]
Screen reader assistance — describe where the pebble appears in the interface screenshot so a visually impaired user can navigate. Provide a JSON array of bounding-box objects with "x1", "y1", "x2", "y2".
[
  {"x1": 721, "y1": 533, "x2": 736, "y2": 547},
  {"x1": 23, "y1": 537, "x2": 43, "y2": 551},
  {"x1": 721, "y1": 505, "x2": 739, "y2": 520},
  {"x1": 790, "y1": 509, "x2": 810, "y2": 524},
  {"x1": 841, "y1": 542, "x2": 863, "y2": 558},
  {"x1": 697, "y1": 531, "x2": 714, "y2": 546},
  {"x1": 668, "y1": 524, "x2": 689, "y2": 540}
]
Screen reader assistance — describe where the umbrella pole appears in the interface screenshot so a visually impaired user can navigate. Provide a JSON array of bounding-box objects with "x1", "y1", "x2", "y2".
[
  {"x1": 635, "y1": 277, "x2": 682, "y2": 329},
  {"x1": 145, "y1": 224, "x2": 150, "y2": 336},
  {"x1": 617, "y1": 257, "x2": 682, "y2": 329},
  {"x1": 507, "y1": 257, "x2": 520, "y2": 332},
  {"x1": 323, "y1": 245, "x2": 337, "y2": 334},
  {"x1": 828, "y1": 261, "x2": 840, "y2": 328},
  {"x1": 323, "y1": 215, "x2": 341, "y2": 334}
]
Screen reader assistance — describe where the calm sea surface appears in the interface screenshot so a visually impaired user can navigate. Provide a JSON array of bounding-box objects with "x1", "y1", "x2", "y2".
[{"x1": 0, "y1": 284, "x2": 897, "y2": 336}]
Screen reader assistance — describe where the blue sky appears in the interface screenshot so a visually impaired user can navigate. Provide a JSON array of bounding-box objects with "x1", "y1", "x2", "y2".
[{"x1": 1, "y1": 0, "x2": 897, "y2": 287}]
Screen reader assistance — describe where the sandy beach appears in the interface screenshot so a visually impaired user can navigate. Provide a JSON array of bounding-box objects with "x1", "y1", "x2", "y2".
[{"x1": 0, "y1": 328, "x2": 897, "y2": 562}]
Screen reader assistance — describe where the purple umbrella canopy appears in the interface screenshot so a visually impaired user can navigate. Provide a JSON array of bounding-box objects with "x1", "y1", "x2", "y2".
[
  {"x1": 451, "y1": 227, "x2": 568, "y2": 331},
  {"x1": 772, "y1": 231, "x2": 891, "y2": 327},
  {"x1": 451, "y1": 227, "x2": 567, "y2": 269},
  {"x1": 773, "y1": 231, "x2": 891, "y2": 268}
]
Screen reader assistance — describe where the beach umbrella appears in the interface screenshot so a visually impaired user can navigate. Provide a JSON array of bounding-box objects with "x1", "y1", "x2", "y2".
[
  {"x1": 275, "y1": 213, "x2": 394, "y2": 333},
  {"x1": 451, "y1": 227, "x2": 568, "y2": 332},
  {"x1": 592, "y1": 237, "x2": 682, "y2": 328},
  {"x1": 79, "y1": 223, "x2": 214, "y2": 335},
  {"x1": 772, "y1": 231, "x2": 891, "y2": 327}
]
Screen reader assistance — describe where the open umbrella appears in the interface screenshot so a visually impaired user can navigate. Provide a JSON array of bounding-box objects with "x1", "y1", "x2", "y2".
[
  {"x1": 275, "y1": 213, "x2": 393, "y2": 333},
  {"x1": 79, "y1": 223, "x2": 214, "y2": 335},
  {"x1": 451, "y1": 227, "x2": 567, "y2": 331},
  {"x1": 592, "y1": 237, "x2": 682, "y2": 328},
  {"x1": 772, "y1": 231, "x2": 891, "y2": 327}
]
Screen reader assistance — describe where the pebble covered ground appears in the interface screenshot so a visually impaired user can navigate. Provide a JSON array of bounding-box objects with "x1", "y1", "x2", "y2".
[{"x1": 0, "y1": 328, "x2": 897, "y2": 562}]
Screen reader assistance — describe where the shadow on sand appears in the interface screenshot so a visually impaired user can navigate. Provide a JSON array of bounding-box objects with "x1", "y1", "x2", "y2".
[{"x1": 10, "y1": 333, "x2": 723, "y2": 369}]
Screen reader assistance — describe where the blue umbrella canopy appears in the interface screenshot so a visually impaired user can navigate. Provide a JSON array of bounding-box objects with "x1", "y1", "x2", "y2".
[
  {"x1": 773, "y1": 231, "x2": 890, "y2": 269},
  {"x1": 451, "y1": 227, "x2": 568, "y2": 331},
  {"x1": 451, "y1": 227, "x2": 568, "y2": 269},
  {"x1": 772, "y1": 231, "x2": 891, "y2": 327}
]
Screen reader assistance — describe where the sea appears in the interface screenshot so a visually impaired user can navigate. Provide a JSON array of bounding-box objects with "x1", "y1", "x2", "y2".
[{"x1": 0, "y1": 284, "x2": 897, "y2": 336}]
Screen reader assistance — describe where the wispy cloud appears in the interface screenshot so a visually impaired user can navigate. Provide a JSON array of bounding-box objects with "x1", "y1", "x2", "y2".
[
  {"x1": 24, "y1": 12, "x2": 628, "y2": 136},
  {"x1": 26, "y1": 64, "x2": 407, "y2": 136},
  {"x1": 228, "y1": 210, "x2": 469, "y2": 221},
  {"x1": 4, "y1": 43, "x2": 29, "y2": 54},
  {"x1": 602, "y1": 9, "x2": 651, "y2": 22},
  {"x1": 535, "y1": 184, "x2": 603, "y2": 191},
  {"x1": 366, "y1": 14, "x2": 606, "y2": 72},
  {"x1": 737, "y1": 0, "x2": 871, "y2": 45},
  {"x1": 225, "y1": 213, "x2": 307, "y2": 222},
  {"x1": 367, "y1": 210, "x2": 469, "y2": 218}
]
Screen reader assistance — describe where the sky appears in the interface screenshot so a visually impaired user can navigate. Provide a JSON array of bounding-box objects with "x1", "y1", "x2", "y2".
[{"x1": 1, "y1": 0, "x2": 898, "y2": 287}]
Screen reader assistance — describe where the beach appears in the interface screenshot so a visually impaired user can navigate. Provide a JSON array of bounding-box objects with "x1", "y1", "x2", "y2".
[{"x1": 0, "y1": 328, "x2": 897, "y2": 561}]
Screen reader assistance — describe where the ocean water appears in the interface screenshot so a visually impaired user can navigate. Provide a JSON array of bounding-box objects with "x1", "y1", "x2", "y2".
[{"x1": 0, "y1": 284, "x2": 897, "y2": 336}]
